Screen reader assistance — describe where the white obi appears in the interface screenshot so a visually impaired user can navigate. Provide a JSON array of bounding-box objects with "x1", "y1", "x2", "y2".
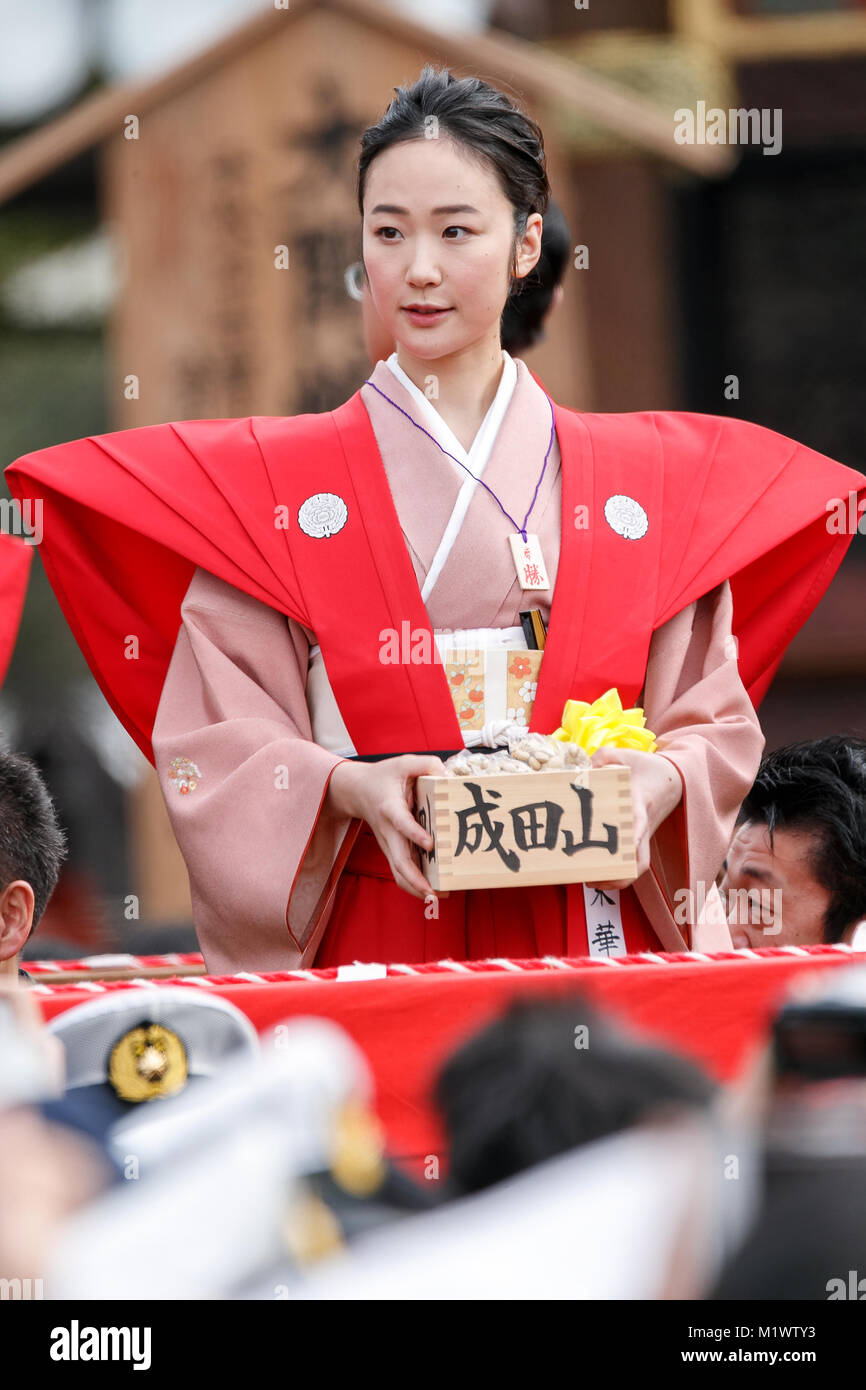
[{"x1": 306, "y1": 626, "x2": 544, "y2": 758}]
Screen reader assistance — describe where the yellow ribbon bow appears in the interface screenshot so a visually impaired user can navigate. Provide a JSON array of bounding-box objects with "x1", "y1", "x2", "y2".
[{"x1": 548, "y1": 687, "x2": 657, "y2": 755}]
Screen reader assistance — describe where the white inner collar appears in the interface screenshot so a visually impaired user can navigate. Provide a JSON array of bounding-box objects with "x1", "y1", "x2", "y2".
[
  {"x1": 382, "y1": 350, "x2": 520, "y2": 603},
  {"x1": 384, "y1": 349, "x2": 517, "y2": 469}
]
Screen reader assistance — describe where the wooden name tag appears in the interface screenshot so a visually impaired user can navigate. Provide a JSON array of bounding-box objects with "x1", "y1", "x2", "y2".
[{"x1": 414, "y1": 767, "x2": 636, "y2": 893}]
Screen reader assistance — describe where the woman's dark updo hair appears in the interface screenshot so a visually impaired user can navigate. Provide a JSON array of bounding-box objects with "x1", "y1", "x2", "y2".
[{"x1": 357, "y1": 64, "x2": 550, "y2": 289}]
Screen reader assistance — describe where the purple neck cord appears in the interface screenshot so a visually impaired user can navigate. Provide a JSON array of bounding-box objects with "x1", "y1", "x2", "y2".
[{"x1": 363, "y1": 376, "x2": 556, "y2": 542}]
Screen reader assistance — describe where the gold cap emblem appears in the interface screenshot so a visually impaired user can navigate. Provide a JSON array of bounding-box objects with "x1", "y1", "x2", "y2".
[
  {"x1": 282, "y1": 1191, "x2": 344, "y2": 1265},
  {"x1": 108, "y1": 1022, "x2": 189, "y2": 1103},
  {"x1": 329, "y1": 1098, "x2": 387, "y2": 1197}
]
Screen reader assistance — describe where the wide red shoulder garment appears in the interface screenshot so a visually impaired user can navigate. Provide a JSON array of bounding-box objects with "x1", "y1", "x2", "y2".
[
  {"x1": 0, "y1": 532, "x2": 32, "y2": 688},
  {"x1": 5, "y1": 397, "x2": 863, "y2": 763}
]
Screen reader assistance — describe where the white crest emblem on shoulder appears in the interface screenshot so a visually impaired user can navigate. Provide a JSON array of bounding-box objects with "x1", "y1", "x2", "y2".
[
  {"x1": 297, "y1": 492, "x2": 348, "y2": 539},
  {"x1": 603, "y1": 495, "x2": 648, "y2": 541}
]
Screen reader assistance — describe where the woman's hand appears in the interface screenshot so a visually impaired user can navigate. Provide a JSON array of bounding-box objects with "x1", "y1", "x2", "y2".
[
  {"x1": 326, "y1": 755, "x2": 449, "y2": 900},
  {"x1": 588, "y1": 747, "x2": 682, "y2": 890}
]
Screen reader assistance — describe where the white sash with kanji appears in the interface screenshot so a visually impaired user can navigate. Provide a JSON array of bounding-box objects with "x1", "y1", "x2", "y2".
[{"x1": 583, "y1": 884, "x2": 627, "y2": 958}]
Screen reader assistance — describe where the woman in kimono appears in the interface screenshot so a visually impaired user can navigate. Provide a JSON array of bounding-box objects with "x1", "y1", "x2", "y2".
[{"x1": 6, "y1": 67, "x2": 865, "y2": 973}]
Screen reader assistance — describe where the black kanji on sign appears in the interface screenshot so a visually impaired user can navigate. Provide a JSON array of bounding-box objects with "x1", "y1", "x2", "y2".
[
  {"x1": 452, "y1": 780, "x2": 619, "y2": 872},
  {"x1": 453, "y1": 782, "x2": 520, "y2": 872},
  {"x1": 510, "y1": 799, "x2": 562, "y2": 852},
  {"x1": 591, "y1": 921, "x2": 622, "y2": 957},
  {"x1": 560, "y1": 784, "x2": 619, "y2": 857}
]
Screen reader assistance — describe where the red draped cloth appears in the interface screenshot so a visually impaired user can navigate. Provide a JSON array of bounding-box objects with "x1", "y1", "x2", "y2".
[{"x1": 315, "y1": 823, "x2": 660, "y2": 964}]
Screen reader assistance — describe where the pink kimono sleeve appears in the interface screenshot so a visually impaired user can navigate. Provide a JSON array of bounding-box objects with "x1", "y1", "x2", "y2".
[
  {"x1": 633, "y1": 579, "x2": 766, "y2": 952},
  {"x1": 151, "y1": 567, "x2": 361, "y2": 973}
]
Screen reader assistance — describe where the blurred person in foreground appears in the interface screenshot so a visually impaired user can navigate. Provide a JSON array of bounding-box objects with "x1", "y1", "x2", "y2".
[
  {"x1": 45, "y1": 1016, "x2": 435, "y2": 1299},
  {"x1": 720, "y1": 736, "x2": 866, "y2": 950},
  {"x1": 348, "y1": 196, "x2": 572, "y2": 368},
  {"x1": 0, "y1": 979, "x2": 108, "y2": 1293},
  {"x1": 711, "y1": 963, "x2": 866, "y2": 1300},
  {"x1": 0, "y1": 748, "x2": 67, "y2": 982},
  {"x1": 287, "y1": 996, "x2": 743, "y2": 1299},
  {"x1": 435, "y1": 994, "x2": 717, "y2": 1196}
]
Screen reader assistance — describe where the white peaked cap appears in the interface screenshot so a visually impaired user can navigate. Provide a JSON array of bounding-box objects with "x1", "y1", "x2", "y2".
[
  {"x1": 110, "y1": 1014, "x2": 373, "y2": 1172},
  {"x1": 48, "y1": 985, "x2": 260, "y2": 1089}
]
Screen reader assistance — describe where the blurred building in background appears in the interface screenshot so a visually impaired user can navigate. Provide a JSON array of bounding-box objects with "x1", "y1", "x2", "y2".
[{"x1": 0, "y1": 0, "x2": 863, "y2": 951}]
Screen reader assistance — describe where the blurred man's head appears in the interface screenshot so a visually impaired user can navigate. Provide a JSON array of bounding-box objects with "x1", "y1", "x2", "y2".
[
  {"x1": 435, "y1": 996, "x2": 714, "y2": 1196},
  {"x1": 721, "y1": 736, "x2": 866, "y2": 949},
  {"x1": 0, "y1": 749, "x2": 66, "y2": 975},
  {"x1": 352, "y1": 196, "x2": 570, "y2": 366}
]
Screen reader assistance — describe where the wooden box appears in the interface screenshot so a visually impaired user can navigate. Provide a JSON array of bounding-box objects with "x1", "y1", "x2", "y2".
[{"x1": 414, "y1": 767, "x2": 636, "y2": 893}]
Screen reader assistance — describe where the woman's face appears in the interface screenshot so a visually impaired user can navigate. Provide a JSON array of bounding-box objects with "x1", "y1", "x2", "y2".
[{"x1": 361, "y1": 135, "x2": 541, "y2": 364}]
